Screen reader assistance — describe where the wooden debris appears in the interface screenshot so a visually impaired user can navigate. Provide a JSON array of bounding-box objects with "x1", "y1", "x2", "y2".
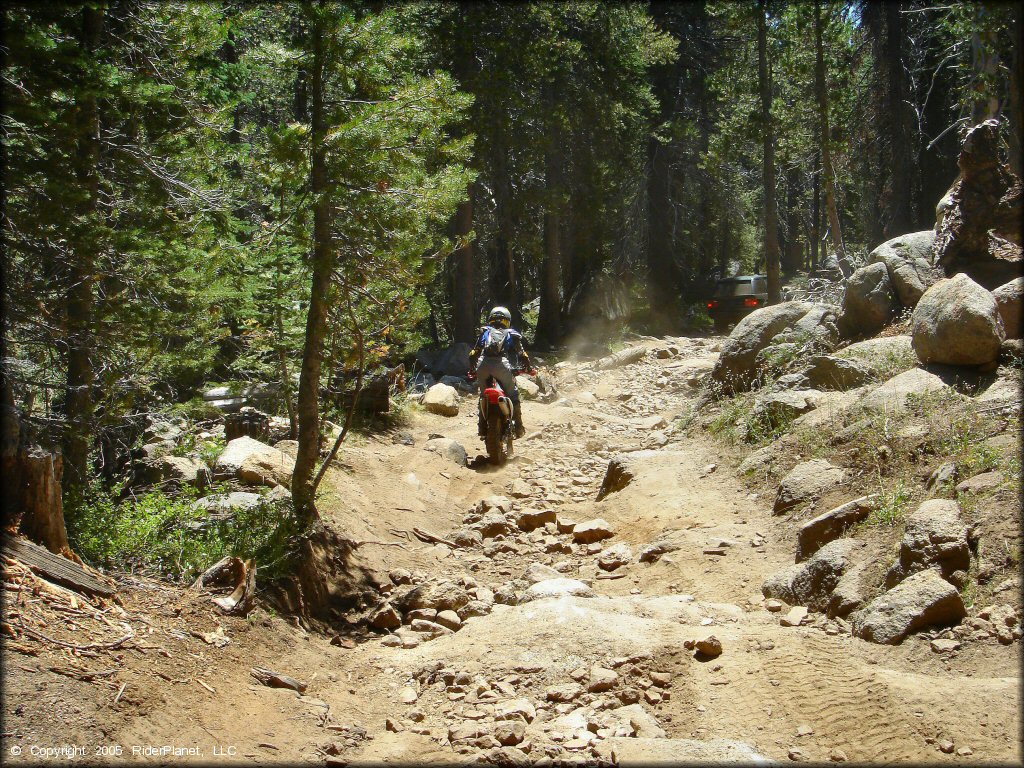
[
  {"x1": 411, "y1": 528, "x2": 456, "y2": 548},
  {"x1": 196, "y1": 679, "x2": 216, "y2": 694},
  {"x1": 3, "y1": 538, "x2": 115, "y2": 597},
  {"x1": 20, "y1": 625, "x2": 133, "y2": 652},
  {"x1": 113, "y1": 682, "x2": 127, "y2": 704},
  {"x1": 595, "y1": 346, "x2": 648, "y2": 370},
  {"x1": 250, "y1": 666, "x2": 308, "y2": 693},
  {"x1": 192, "y1": 556, "x2": 257, "y2": 616},
  {"x1": 48, "y1": 666, "x2": 117, "y2": 682}
]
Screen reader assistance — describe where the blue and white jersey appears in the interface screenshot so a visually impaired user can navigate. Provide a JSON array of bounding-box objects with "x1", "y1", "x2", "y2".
[{"x1": 476, "y1": 325, "x2": 524, "y2": 360}]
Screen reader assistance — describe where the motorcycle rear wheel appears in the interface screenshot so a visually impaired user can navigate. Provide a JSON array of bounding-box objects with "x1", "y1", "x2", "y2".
[{"x1": 485, "y1": 410, "x2": 508, "y2": 465}]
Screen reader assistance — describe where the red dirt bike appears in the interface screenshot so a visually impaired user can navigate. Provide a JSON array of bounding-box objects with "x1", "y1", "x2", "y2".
[{"x1": 468, "y1": 368, "x2": 535, "y2": 465}]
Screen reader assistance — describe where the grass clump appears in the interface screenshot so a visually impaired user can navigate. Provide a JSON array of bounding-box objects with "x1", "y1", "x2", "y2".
[
  {"x1": 866, "y1": 479, "x2": 913, "y2": 526},
  {"x1": 68, "y1": 481, "x2": 305, "y2": 583}
]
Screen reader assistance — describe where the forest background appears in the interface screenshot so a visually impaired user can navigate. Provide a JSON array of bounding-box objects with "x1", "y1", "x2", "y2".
[{"x1": 2, "y1": 1, "x2": 1020, "y2": 554}]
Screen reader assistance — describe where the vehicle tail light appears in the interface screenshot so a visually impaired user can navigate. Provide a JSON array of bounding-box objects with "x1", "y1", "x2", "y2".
[
  {"x1": 743, "y1": 297, "x2": 760, "y2": 307},
  {"x1": 707, "y1": 300, "x2": 717, "y2": 309}
]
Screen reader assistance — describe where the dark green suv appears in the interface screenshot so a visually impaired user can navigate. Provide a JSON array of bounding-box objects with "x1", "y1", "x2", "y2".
[{"x1": 707, "y1": 274, "x2": 768, "y2": 332}]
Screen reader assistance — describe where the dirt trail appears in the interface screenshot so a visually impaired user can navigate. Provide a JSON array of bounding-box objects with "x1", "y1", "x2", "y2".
[{"x1": 3, "y1": 335, "x2": 1019, "y2": 765}]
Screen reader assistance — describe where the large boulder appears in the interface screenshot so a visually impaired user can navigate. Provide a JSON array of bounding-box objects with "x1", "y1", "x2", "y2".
[
  {"x1": 522, "y1": 578, "x2": 596, "y2": 602},
  {"x1": 801, "y1": 355, "x2": 873, "y2": 391},
  {"x1": 834, "y1": 335, "x2": 915, "y2": 378},
  {"x1": 857, "y1": 367, "x2": 952, "y2": 413},
  {"x1": 866, "y1": 231, "x2": 943, "y2": 308},
  {"x1": 421, "y1": 383, "x2": 460, "y2": 417},
  {"x1": 837, "y1": 262, "x2": 897, "y2": 339},
  {"x1": 710, "y1": 301, "x2": 814, "y2": 392},
  {"x1": 796, "y1": 495, "x2": 876, "y2": 561},
  {"x1": 214, "y1": 436, "x2": 293, "y2": 488},
  {"x1": 886, "y1": 499, "x2": 970, "y2": 587},
  {"x1": 416, "y1": 343, "x2": 472, "y2": 379},
  {"x1": 135, "y1": 454, "x2": 210, "y2": 489},
  {"x1": 933, "y1": 119, "x2": 1022, "y2": 289},
  {"x1": 911, "y1": 273, "x2": 1005, "y2": 366},
  {"x1": 762, "y1": 539, "x2": 863, "y2": 612},
  {"x1": 992, "y1": 277, "x2": 1023, "y2": 339},
  {"x1": 394, "y1": 580, "x2": 473, "y2": 613},
  {"x1": 515, "y1": 375, "x2": 540, "y2": 400},
  {"x1": 774, "y1": 459, "x2": 846, "y2": 514},
  {"x1": 852, "y1": 569, "x2": 966, "y2": 645},
  {"x1": 747, "y1": 390, "x2": 819, "y2": 439}
]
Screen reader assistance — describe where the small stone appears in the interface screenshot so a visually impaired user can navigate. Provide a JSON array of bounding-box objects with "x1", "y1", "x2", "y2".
[
  {"x1": 386, "y1": 717, "x2": 403, "y2": 732},
  {"x1": 781, "y1": 607, "x2": 809, "y2": 627},
  {"x1": 588, "y1": 667, "x2": 618, "y2": 692},
  {"x1": 649, "y1": 672, "x2": 672, "y2": 688},
  {"x1": 495, "y1": 698, "x2": 536, "y2": 723},
  {"x1": 930, "y1": 638, "x2": 961, "y2": 654},
  {"x1": 938, "y1": 740, "x2": 955, "y2": 754},
  {"x1": 494, "y1": 720, "x2": 527, "y2": 746},
  {"x1": 369, "y1": 603, "x2": 402, "y2": 631},
  {"x1": 829, "y1": 748, "x2": 848, "y2": 762},
  {"x1": 546, "y1": 683, "x2": 583, "y2": 703},
  {"x1": 399, "y1": 687, "x2": 418, "y2": 704},
  {"x1": 434, "y1": 610, "x2": 462, "y2": 631},
  {"x1": 406, "y1": 608, "x2": 438, "y2": 622},
  {"x1": 695, "y1": 635, "x2": 723, "y2": 658},
  {"x1": 956, "y1": 746, "x2": 973, "y2": 756},
  {"x1": 796, "y1": 724, "x2": 813, "y2": 737},
  {"x1": 643, "y1": 689, "x2": 662, "y2": 705},
  {"x1": 572, "y1": 518, "x2": 614, "y2": 544},
  {"x1": 788, "y1": 747, "x2": 808, "y2": 761},
  {"x1": 617, "y1": 687, "x2": 641, "y2": 704},
  {"x1": 765, "y1": 599, "x2": 784, "y2": 612}
]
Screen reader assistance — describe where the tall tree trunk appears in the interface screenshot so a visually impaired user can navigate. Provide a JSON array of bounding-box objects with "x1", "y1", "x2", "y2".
[
  {"x1": 783, "y1": 167, "x2": 803, "y2": 275},
  {"x1": 62, "y1": 6, "x2": 103, "y2": 507},
  {"x1": 970, "y1": 4, "x2": 1000, "y2": 125},
  {"x1": 491, "y1": 129, "x2": 520, "y2": 328},
  {"x1": 1006, "y1": 4, "x2": 1022, "y2": 178},
  {"x1": 811, "y1": 152, "x2": 821, "y2": 271},
  {"x1": 815, "y1": 0, "x2": 847, "y2": 268},
  {"x1": 536, "y1": 89, "x2": 562, "y2": 349},
  {"x1": 291, "y1": 11, "x2": 330, "y2": 526},
  {"x1": 758, "y1": 0, "x2": 781, "y2": 304},
  {"x1": 451, "y1": 185, "x2": 476, "y2": 343}
]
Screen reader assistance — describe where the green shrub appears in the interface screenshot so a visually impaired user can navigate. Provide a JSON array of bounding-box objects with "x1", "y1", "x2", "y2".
[
  {"x1": 867, "y1": 479, "x2": 912, "y2": 526},
  {"x1": 68, "y1": 481, "x2": 305, "y2": 583}
]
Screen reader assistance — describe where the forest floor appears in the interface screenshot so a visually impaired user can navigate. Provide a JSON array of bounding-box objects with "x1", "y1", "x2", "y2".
[{"x1": 2, "y1": 335, "x2": 1020, "y2": 765}]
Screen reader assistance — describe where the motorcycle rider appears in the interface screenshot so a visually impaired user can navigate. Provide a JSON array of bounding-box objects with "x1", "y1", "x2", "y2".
[{"x1": 468, "y1": 306, "x2": 533, "y2": 439}]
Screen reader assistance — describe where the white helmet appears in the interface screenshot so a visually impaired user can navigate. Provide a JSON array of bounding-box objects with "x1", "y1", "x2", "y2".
[{"x1": 488, "y1": 306, "x2": 512, "y2": 329}]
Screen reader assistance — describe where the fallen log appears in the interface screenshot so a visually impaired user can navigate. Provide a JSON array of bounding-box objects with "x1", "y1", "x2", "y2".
[
  {"x1": 250, "y1": 666, "x2": 307, "y2": 693},
  {"x1": 595, "y1": 346, "x2": 647, "y2": 370},
  {"x1": 411, "y1": 527, "x2": 456, "y2": 548},
  {"x1": 2, "y1": 537, "x2": 114, "y2": 597}
]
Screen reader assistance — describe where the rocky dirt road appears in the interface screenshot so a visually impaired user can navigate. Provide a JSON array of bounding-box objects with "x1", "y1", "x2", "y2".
[{"x1": 3, "y1": 336, "x2": 1019, "y2": 765}]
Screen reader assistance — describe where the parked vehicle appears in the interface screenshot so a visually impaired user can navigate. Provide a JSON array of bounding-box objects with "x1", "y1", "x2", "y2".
[{"x1": 707, "y1": 274, "x2": 768, "y2": 332}]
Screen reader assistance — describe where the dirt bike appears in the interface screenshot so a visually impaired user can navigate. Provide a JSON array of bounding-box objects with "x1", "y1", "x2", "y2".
[{"x1": 468, "y1": 368, "x2": 534, "y2": 465}]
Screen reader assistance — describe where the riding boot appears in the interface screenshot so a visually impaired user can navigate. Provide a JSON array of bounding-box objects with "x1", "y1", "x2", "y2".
[
  {"x1": 477, "y1": 411, "x2": 487, "y2": 438},
  {"x1": 512, "y1": 401, "x2": 526, "y2": 438}
]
